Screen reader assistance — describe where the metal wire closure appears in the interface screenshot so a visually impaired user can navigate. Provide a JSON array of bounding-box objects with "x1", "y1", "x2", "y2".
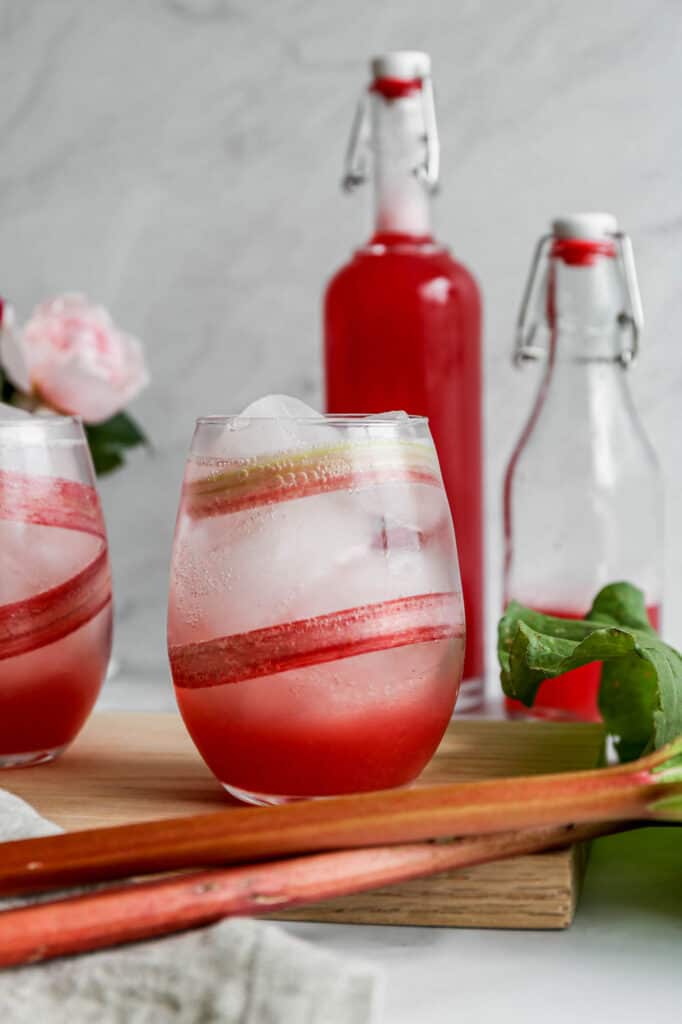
[
  {"x1": 415, "y1": 74, "x2": 439, "y2": 192},
  {"x1": 342, "y1": 93, "x2": 371, "y2": 192},
  {"x1": 513, "y1": 235, "x2": 553, "y2": 366},
  {"x1": 341, "y1": 77, "x2": 440, "y2": 194},
  {"x1": 613, "y1": 231, "x2": 643, "y2": 366},
  {"x1": 513, "y1": 231, "x2": 644, "y2": 369}
]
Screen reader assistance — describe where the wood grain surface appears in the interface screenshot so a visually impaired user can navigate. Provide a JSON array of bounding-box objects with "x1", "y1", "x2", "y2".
[{"x1": 1, "y1": 712, "x2": 604, "y2": 929}]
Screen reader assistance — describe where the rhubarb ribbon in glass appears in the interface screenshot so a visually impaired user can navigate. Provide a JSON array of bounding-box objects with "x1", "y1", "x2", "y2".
[
  {"x1": 183, "y1": 440, "x2": 442, "y2": 519},
  {"x1": 170, "y1": 591, "x2": 463, "y2": 690},
  {"x1": 0, "y1": 470, "x2": 111, "y2": 662},
  {"x1": 169, "y1": 409, "x2": 466, "y2": 798}
]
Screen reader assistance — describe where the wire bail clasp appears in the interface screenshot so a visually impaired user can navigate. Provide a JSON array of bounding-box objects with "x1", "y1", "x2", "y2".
[
  {"x1": 415, "y1": 74, "x2": 440, "y2": 192},
  {"x1": 513, "y1": 230, "x2": 644, "y2": 369},
  {"x1": 513, "y1": 235, "x2": 553, "y2": 366},
  {"x1": 342, "y1": 92, "x2": 372, "y2": 192},
  {"x1": 613, "y1": 231, "x2": 643, "y2": 367},
  {"x1": 341, "y1": 75, "x2": 440, "y2": 194}
]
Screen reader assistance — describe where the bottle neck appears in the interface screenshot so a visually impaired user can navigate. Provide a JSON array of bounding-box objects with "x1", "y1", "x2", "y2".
[
  {"x1": 544, "y1": 246, "x2": 627, "y2": 363},
  {"x1": 369, "y1": 88, "x2": 432, "y2": 242}
]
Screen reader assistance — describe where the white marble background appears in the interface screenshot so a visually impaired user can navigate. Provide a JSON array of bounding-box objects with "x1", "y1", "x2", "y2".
[{"x1": 1, "y1": 0, "x2": 681, "y2": 701}]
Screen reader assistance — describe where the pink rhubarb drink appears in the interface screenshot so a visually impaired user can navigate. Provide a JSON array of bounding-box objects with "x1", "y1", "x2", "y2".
[
  {"x1": 0, "y1": 414, "x2": 112, "y2": 766},
  {"x1": 168, "y1": 398, "x2": 465, "y2": 804}
]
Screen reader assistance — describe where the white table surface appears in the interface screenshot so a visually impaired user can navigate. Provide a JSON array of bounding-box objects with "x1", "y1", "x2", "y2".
[{"x1": 97, "y1": 675, "x2": 682, "y2": 1024}]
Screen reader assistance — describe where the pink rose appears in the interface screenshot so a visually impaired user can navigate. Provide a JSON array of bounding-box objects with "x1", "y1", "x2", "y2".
[{"x1": 0, "y1": 294, "x2": 149, "y2": 424}]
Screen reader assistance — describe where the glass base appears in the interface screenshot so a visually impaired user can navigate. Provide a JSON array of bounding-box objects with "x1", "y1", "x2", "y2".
[
  {"x1": 0, "y1": 745, "x2": 65, "y2": 769},
  {"x1": 222, "y1": 782, "x2": 309, "y2": 806},
  {"x1": 223, "y1": 775, "x2": 421, "y2": 806}
]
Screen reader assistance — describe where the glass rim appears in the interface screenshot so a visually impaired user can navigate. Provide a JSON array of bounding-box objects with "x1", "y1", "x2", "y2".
[
  {"x1": 195, "y1": 413, "x2": 430, "y2": 427},
  {"x1": 0, "y1": 414, "x2": 85, "y2": 438}
]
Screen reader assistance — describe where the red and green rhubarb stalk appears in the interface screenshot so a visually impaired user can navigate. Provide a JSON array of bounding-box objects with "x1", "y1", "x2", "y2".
[
  {"x1": 183, "y1": 439, "x2": 441, "y2": 518},
  {"x1": 0, "y1": 740, "x2": 680, "y2": 965},
  {"x1": 0, "y1": 823, "x2": 618, "y2": 967},
  {"x1": 0, "y1": 736, "x2": 680, "y2": 899}
]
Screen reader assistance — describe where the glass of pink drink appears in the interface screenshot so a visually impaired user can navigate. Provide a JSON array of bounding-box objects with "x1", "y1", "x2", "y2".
[
  {"x1": 167, "y1": 403, "x2": 465, "y2": 805},
  {"x1": 0, "y1": 415, "x2": 112, "y2": 767}
]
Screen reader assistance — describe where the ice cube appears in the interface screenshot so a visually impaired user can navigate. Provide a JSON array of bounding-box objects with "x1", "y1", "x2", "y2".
[
  {"x1": 0, "y1": 520, "x2": 101, "y2": 604},
  {"x1": 240, "y1": 395, "x2": 321, "y2": 420},
  {"x1": 171, "y1": 487, "x2": 377, "y2": 641},
  {"x1": 361, "y1": 410, "x2": 414, "y2": 440},
  {"x1": 358, "y1": 479, "x2": 448, "y2": 536},
  {"x1": 240, "y1": 394, "x2": 336, "y2": 453},
  {"x1": 348, "y1": 411, "x2": 446, "y2": 534},
  {"x1": 205, "y1": 395, "x2": 336, "y2": 461},
  {"x1": 172, "y1": 470, "x2": 457, "y2": 645}
]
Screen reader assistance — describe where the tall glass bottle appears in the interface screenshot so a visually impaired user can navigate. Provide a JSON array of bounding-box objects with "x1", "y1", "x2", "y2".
[
  {"x1": 503, "y1": 213, "x2": 663, "y2": 721},
  {"x1": 324, "y1": 52, "x2": 484, "y2": 708}
]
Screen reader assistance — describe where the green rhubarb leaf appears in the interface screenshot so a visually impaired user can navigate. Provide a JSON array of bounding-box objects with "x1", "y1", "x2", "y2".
[
  {"x1": 587, "y1": 583, "x2": 655, "y2": 632},
  {"x1": 498, "y1": 582, "x2": 682, "y2": 762}
]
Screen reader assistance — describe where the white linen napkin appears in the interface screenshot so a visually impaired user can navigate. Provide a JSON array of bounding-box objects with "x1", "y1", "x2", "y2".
[{"x1": 0, "y1": 790, "x2": 383, "y2": 1023}]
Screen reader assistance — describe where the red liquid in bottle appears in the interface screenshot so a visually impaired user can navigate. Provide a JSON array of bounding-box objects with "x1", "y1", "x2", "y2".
[
  {"x1": 325, "y1": 235, "x2": 483, "y2": 685},
  {"x1": 326, "y1": 55, "x2": 484, "y2": 696},
  {"x1": 505, "y1": 603, "x2": 660, "y2": 722}
]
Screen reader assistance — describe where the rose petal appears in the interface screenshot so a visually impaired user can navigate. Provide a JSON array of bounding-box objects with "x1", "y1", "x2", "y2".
[{"x1": 18, "y1": 295, "x2": 149, "y2": 423}]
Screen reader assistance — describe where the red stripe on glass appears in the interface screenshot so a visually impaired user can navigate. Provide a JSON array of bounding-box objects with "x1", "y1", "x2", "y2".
[
  {"x1": 170, "y1": 591, "x2": 464, "y2": 690},
  {"x1": 0, "y1": 471, "x2": 105, "y2": 537},
  {"x1": 0, "y1": 546, "x2": 111, "y2": 662}
]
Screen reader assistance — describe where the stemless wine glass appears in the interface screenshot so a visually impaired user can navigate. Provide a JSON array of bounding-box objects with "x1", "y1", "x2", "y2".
[
  {"x1": 0, "y1": 415, "x2": 112, "y2": 766},
  {"x1": 167, "y1": 412, "x2": 465, "y2": 805}
]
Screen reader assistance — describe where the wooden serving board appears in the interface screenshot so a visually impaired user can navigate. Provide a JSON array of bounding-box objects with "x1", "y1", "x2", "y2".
[{"x1": 2, "y1": 712, "x2": 604, "y2": 930}]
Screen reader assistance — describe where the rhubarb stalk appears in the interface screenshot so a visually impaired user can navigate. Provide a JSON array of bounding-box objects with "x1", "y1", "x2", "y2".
[
  {"x1": 0, "y1": 738, "x2": 680, "y2": 898},
  {"x1": 183, "y1": 439, "x2": 440, "y2": 519},
  {"x1": 0, "y1": 822, "x2": 623, "y2": 967}
]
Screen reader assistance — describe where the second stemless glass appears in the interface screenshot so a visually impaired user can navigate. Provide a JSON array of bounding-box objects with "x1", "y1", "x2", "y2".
[
  {"x1": 168, "y1": 413, "x2": 465, "y2": 804},
  {"x1": 0, "y1": 415, "x2": 112, "y2": 766}
]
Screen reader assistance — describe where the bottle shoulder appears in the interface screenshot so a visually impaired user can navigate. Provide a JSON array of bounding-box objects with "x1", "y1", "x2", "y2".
[
  {"x1": 325, "y1": 239, "x2": 480, "y2": 300},
  {"x1": 507, "y1": 366, "x2": 661, "y2": 483}
]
